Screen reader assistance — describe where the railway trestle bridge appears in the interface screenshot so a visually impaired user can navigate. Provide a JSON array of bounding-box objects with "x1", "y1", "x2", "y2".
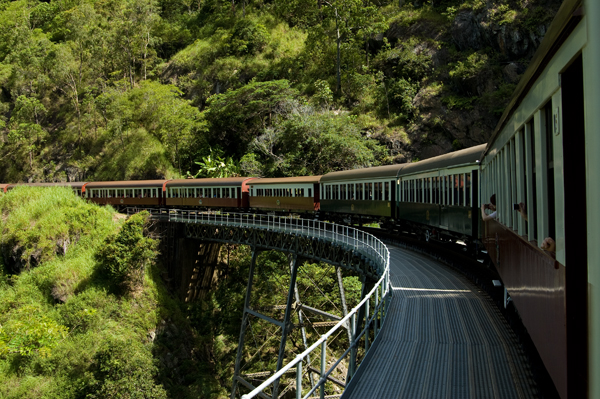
[{"x1": 130, "y1": 208, "x2": 391, "y2": 399}]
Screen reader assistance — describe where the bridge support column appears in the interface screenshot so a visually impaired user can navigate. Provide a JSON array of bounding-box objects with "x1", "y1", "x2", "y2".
[
  {"x1": 272, "y1": 253, "x2": 300, "y2": 399},
  {"x1": 231, "y1": 248, "x2": 260, "y2": 399},
  {"x1": 336, "y1": 265, "x2": 352, "y2": 344},
  {"x1": 293, "y1": 256, "x2": 315, "y2": 389}
]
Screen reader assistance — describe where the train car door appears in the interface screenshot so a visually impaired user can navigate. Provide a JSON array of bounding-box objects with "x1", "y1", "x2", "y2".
[{"x1": 561, "y1": 54, "x2": 588, "y2": 398}]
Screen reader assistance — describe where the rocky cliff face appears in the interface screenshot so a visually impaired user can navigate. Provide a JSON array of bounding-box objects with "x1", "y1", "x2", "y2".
[{"x1": 378, "y1": 0, "x2": 562, "y2": 161}]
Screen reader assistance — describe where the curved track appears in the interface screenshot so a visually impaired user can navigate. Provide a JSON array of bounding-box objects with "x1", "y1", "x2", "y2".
[{"x1": 342, "y1": 245, "x2": 538, "y2": 399}]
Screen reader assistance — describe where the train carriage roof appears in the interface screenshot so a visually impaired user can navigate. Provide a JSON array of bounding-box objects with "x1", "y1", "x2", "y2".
[
  {"x1": 320, "y1": 144, "x2": 485, "y2": 182},
  {"x1": 85, "y1": 180, "x2": 168, "y2": 189},
  {"x1": 397, "y1": 144, "x2": 486, "y2": 177},
  {"x1": 320, "y1": 164, "x2": 404, "y2": 182},
  {"x1": 248, "y1": 176, "x2": 321, "y2": 185},
  {"x1": 165, "y1": 177, "x2": 256, "y2": 187}
]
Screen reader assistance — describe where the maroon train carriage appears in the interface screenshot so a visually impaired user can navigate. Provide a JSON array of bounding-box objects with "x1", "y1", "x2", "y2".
[
  {"x1": 248, "y1": 176, "x2": 321, "y2": 213},
  {"x1": 164, "y1": 178, "x2": 256, "y2": 209},
  {"x1": 84, "y1": 180, "x2": 168, "y2": 208}
]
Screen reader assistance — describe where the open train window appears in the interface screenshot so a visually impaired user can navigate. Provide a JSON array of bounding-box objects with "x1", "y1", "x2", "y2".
[
  {"x1": 385, "y1": 182, "x2": 390, "y2": 201},
  {"x1": 544, "y1": 101, "x2": 556, "y2": 241},
  {"x1": 529, "y1": 120, "x2": 538, "y2": 241},
  {"x1": 466, "y1": 174, "x2": 471, "y2": 207}
]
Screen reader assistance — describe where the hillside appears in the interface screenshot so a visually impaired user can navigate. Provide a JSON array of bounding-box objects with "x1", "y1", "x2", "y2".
[{"x1": 0, "y1": 0, "x2": 562, "y2": 182}]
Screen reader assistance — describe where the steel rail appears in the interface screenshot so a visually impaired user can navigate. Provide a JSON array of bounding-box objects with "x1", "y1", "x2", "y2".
[{"x1": 127, "y1": 208, "x2": 391, "y2": 398}]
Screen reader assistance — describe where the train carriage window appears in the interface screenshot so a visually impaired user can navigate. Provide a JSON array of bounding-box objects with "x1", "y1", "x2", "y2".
[
  {"x1": 416, "y1": 180, "x2": 420, "y2": 202},
  {"x1": 341, "y1": 184, "x2": 346, "y2": 200},
  {"x1": 529, "y1": 120, "x2": 538, "y2": 240},
  {"x1": 307, "y1": 188, "x2": 311, "y2": 197},
  {"x1": 459, "y1": 175, "x2": 464, "y2": 206},
  {"x1": 365, "y1": 183, "x2": 371, "y2": 200},
  {"x1": 326, "y1": 185, "x2": 331, "y2": 200},
  {"x1": 385, "y1": 182, "x2": 390, "y2": 201},
  {"x1": 413, "y1": 180, "x2": 417, "y2": 202},
  {"x1": 510, "y1": 138, "x2": 517, "y2": 229},
  {"x1": 349, "y1": 184, "x2": 355, "y2": 200},
  {"x1": 426, "y1": 178, "x2": 431, "y2": 203},
  {"x1": 356, "y1": 183, "x2": 362, "y2": 200},
  {"x1": 400, "y1": 181, "x2": 404, "y2": 201},
  {"x1": 466, "y1": 174, "x2": 471, "y2": 207},
  {"x1": 442, "y1": 176, "x2": 447, "y2": 205},
  {"x1": 544, "y1": 102, "x2": 556, "y2": 240}
]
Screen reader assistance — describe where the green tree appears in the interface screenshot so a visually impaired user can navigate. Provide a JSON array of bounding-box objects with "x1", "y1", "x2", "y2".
[
  {"x1": 310, "y1": 0, "x2": 387, "y2": 93},
  {"x1": 248, "y1": 108, "x2": 387, "y2": 176},
  {"x1": 7, "y1": 95, "x2": 47, "y2": 169},
  {"x1": 203, "y1": 79, "x2": 298, "y2": 157}
]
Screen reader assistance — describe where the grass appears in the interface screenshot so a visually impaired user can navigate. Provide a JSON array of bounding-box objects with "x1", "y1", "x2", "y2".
[{"x1": 0, "y1": 187, "x2": 214, "y2": 398}]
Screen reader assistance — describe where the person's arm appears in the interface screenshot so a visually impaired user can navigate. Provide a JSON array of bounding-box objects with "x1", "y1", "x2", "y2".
[
  {"x1": 518, "y1": 202, "x2": 528, "y2": 221},
  {"x1": 481, "y1": 204, "x2": 495, "y2": 222}
]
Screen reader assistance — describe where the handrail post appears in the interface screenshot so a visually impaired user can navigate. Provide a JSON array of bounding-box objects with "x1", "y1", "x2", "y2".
[
  {"x1": 375, "y1": 287, "x2": 379, "y2": 336},
  {"x1": 349, "y1": 313, "x2": 357, "y2": 380},
  {"x1": 365, "y1": 298, "x2": 370, "y2": 353},
  {"x1": 296, "y1": 360, "x2": 302, "y2": 399},
  {"x1": 320, "y1": 340, "x2": 327, "y2": 399}
]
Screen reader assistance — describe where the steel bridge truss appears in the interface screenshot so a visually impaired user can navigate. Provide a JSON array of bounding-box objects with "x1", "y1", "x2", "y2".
[
  {"x1": 131, "y1": 209, "x2": 391, "y2": 399},
  {"x1": 184, "y1": 223, "x2": 380, "y2": 281}
]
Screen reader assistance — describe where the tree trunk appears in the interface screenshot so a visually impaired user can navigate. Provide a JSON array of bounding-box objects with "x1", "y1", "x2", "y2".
[{"x1": 335, "y1": 8, "x2": 341, "y2": 93}]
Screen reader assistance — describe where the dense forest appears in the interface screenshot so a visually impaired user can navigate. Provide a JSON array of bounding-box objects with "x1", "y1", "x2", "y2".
[{"x1": 0, "y1": 0, "x2": 561, "y2": 183}]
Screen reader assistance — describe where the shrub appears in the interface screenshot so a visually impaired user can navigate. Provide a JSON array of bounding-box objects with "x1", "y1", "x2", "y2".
[
  {"x1": 95, "y1": 211, "x2": 158, "y2": 293},
  {"x1": 85, "y1": 338, "x2": 167, "y2": 399},
  {"x1": 227, "y1": 19, "x2": 270, "y2": 55},
  {"x1": 0, "y1": 304, "x2": 68, "y2": 358}
]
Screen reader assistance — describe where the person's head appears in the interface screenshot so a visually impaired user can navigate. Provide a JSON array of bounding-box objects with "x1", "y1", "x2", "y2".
[{"x1": 487, "y1": 194, "x2": 496, "y2": 211}]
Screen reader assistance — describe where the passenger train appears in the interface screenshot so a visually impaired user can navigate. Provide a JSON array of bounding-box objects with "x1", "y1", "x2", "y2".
[{"x1": 1, "y1": 0, "x2": 597, "y2": 397}]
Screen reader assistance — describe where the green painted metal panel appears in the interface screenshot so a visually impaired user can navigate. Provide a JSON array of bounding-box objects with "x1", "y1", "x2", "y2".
[
  {"x1": 441, "y1": 205, "x2": 475, "y2": 236},
  {"x1": 397, "y1": 203, "x2": 441, "y2": 228},
  {"x1": 321, "y1": 200, "x2": 392, "y2": 218}
]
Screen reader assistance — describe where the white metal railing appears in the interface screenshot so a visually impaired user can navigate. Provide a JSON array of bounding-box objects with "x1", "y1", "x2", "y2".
[{"x1": 129, "y1": 208, "x2": 391, "y2": 398}]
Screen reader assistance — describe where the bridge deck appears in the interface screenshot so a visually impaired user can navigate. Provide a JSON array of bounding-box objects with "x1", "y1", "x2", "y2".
[{"x1": 342, "y1": 246, "x2": 538, "y2": 399}]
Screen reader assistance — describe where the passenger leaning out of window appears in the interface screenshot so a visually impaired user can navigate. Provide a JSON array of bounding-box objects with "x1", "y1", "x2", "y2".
[{"x1": 481, "y1": 194, "x2": 497, "y2": 222}]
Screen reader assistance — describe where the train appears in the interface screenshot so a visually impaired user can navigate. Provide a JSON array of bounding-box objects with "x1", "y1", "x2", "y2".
[
  {"x1": 0, "y1": 144, "x2": 485, "y2": 247},
  {"x1": 1, "y1": 0, "x2": 597, "y2": 397}
]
